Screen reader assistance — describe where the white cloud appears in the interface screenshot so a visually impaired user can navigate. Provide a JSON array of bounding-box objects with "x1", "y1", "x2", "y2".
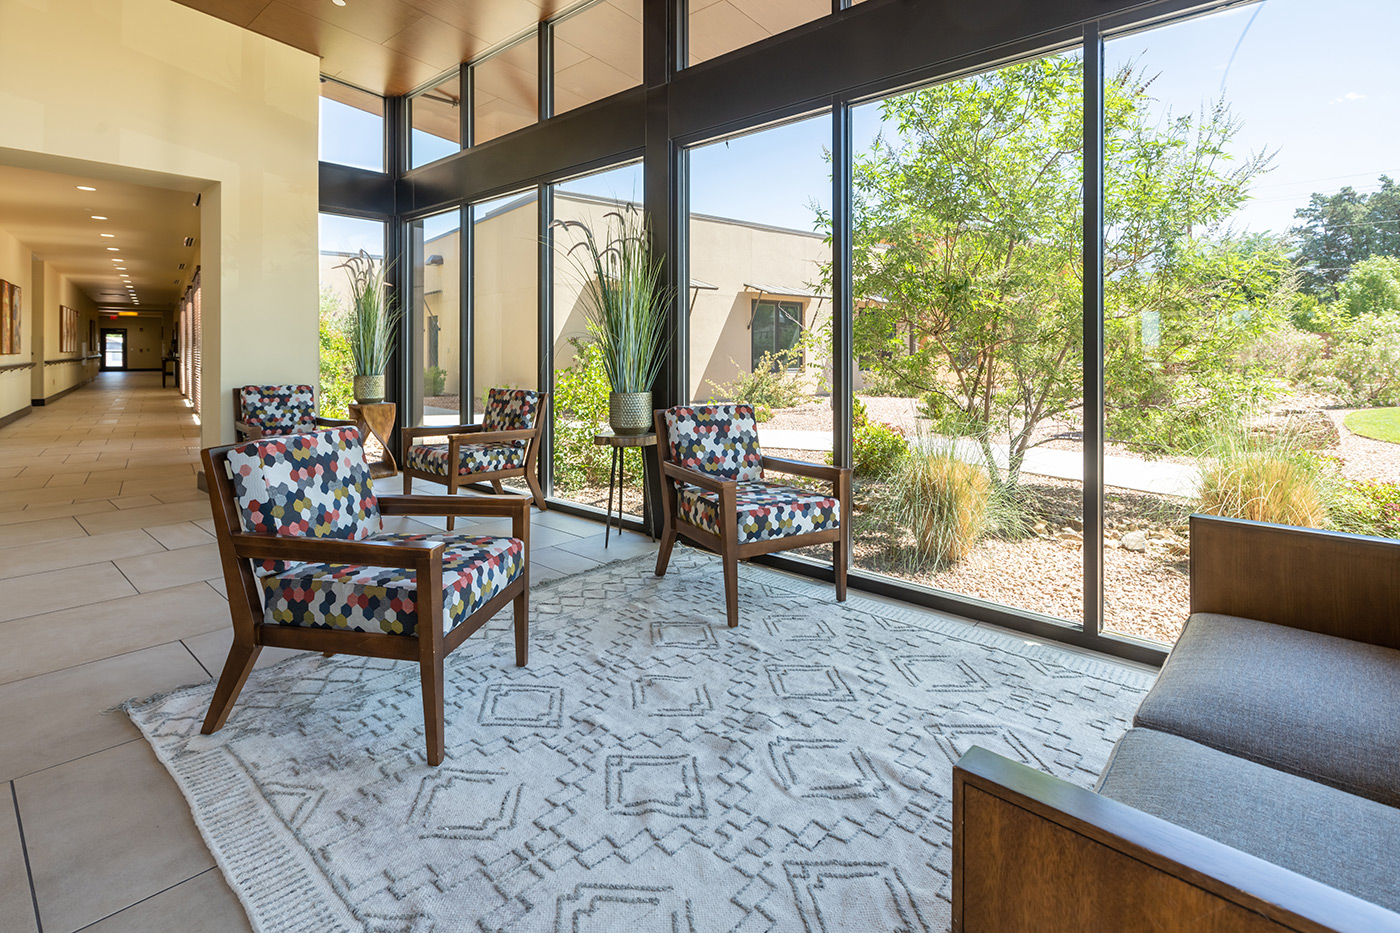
[{"x1": 1330, "y1": 91, "x2": 1368, "y2": 104}]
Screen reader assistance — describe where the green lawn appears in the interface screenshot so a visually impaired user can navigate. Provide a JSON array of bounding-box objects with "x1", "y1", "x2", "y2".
[{"x1": 1344, "y1": 407, "x2": 1400, "y2": 443}]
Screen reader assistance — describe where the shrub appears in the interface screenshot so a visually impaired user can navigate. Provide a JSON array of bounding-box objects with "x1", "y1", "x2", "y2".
[
  {"x1": 1327, "y1": 477, "x2": 1400, "y2": 539},
  {"x1": 422, "y1": 366, "x2": 448, "y2": 397},
  {"x1": 1327, "y1": 309, "x2": 1400, "y2": 406},
  {"x1": 1239, "y1": 324, "x2": 1327, "y2": 391},
  {"x1": 318, "y1": 287, "x2": 353, "y2": 419},
  {"x1": 551, "y1": 339, "x2": 641, "y2": 493},
  {"x1": 1194, "y1": 425, "x2": 1328, "y2": 529},
  {"x1": 879, "y1": 446, "x2": 993, "y2": 566},
  {"x1": 706, "y1": 348, "x2": 810, "y2": 412},
  {"x1": 851, "y1": 398, "x2": 909, "y2": 476}
]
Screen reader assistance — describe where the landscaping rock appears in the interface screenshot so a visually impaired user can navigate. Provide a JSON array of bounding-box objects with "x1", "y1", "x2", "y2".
[
  {"x1": 1247, "y1": 410, "x2": 1339, "y2": 450},
  {"x1": 1120, "y1": 530, "x2": 1148, "y2": 552}
]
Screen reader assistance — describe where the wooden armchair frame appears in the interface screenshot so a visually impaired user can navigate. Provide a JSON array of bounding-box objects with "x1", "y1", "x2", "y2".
[
  {"x1": 652, "y1": 408, "x2": 851, "y2": 628},
  {"x1": 200, "y1": 443, "x2": 530, "y2": 767},
  {"x1": 401, "y1": 393, "x2": 549, "y2": 526},
  {"x1": 952, "y1": 515, "x2": 1400, "y2": 932},
  {"x1": 232, "y1": 386, "x2": 350, "y2": 441}
]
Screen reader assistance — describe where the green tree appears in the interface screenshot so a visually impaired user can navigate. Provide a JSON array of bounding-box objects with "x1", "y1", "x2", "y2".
[
  {"x1": 1292, "y1": 176, "x2": 1400, "y2": 297},
  {"x1": 318, "y1": 287, "x2": 354, "y2": 418},
  {"x1": 841, "y1": 57, "x2": 1279, "y2": 485},
  {"x1": 1335, "y1": 255, "x2": 1400, "y2": 318}
]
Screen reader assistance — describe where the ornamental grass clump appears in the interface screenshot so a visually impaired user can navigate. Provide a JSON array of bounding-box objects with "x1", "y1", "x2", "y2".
[
  {"x1": 552, "y1": 207, "x2": 672, "y2": 394},
  {"x1": 880, "y1": 444, "x2": 995, "y2": 567},
  {"x1": 336, "y1": 250, "x2": 401, "y2": 378},
  {"x1": 1194, "y1": 420, "x2": 1328, "y2": 528}
]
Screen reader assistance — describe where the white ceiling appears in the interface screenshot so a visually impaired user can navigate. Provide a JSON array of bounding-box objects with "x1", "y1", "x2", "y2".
[{"x1": 0, "y1": 154, "x2": 203, "y2": 315}]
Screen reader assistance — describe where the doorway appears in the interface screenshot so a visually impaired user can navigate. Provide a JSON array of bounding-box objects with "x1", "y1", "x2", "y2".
[{"x1": 100, "y1": 329, "x2": 127, "y2": 371}]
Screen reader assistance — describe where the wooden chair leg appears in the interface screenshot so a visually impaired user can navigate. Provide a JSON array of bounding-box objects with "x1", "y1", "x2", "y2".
[
  {"x1": 446, "y1": 474, "x2": 456, "y2": 532},
  {"x1": 201, "y1": 642, "x2": 262, "y2": 734},
  {"x1": 513, "y1": 589, "x2": 529, "y2": 667},
  {"x1": 655, "y1": 527, "x2": 677, "y2": 576},
  {"x1": 403, "y1": 469, "x2": 413, "y2": 495},
  {"x1": 491, "y1": 480, "x2": 505, "y2": 495},
  {"x1": 524, "y1": 469, "x2": 547, "y2": 511},
  {"x1": 721, "y1": 542, "x2": 739, "y2": 628},
  {"x1": 835, "y1": 535, "x2": 848, "y2": 602},
  {"x1": 420, "y1": 646, "x2": 445, "y2": 766}
]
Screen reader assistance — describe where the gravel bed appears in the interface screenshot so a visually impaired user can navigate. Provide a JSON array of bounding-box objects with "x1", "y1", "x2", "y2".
[{"x1": 1325, "y1": 408, "x2": 1400, "y2": 483}]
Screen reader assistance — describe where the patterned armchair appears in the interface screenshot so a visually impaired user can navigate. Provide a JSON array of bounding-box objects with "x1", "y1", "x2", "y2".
[
  {"x1": 653, "y1": 403, "x2": 851, "y2": 628},
  {"x1": 401, "y1": 388, "x2": 548, "y2": 527},
  {"x1": 200, "y1": 426, "x2": 529, "y2": 767},
  {"x1": 232, "y1": 384, "x2": 348, "y2": 441}
]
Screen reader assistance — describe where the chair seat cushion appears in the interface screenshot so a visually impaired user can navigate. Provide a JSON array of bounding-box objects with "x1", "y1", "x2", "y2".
[
  {"x1": 677, "y1": 480, "x2": 840, "y2": 543},
  {"x1": 1096, "y1": 728, "x2": 1400, "y2": 914},
  {"x1": 259, "y1": 532, "x2": 525, "y2": 637},
  {"x1": 1134, "y1": 612, "x2": 1400, "y2": 807},
  {"x1": 407, "y1": 441, "x2": 526, "y2": 477}
]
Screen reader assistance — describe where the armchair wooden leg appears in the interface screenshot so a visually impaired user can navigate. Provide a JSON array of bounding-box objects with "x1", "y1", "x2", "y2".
[
  {"x1": 721, "y1": 540, "x2": 739, "y2": 628},
  {"x1": 491, "y1": 480, "x2": 504, "y2": 495},
  {"x1": 524, "y1": 469, "x2": 547, "y2": 511},
  {"x1": 446, "y1": 475, "x2": 456, "y2": 532},
  {"x1": 513, "y1": 589, "x2": 529, "y2": 667},
  {"x1": 421, "y1": 646, "x2": 445, "y2": 767},
  {"x1": 201, "y1": 642, "x2": 262, "y2": 734},
  {"x1": 403, "y1": 469, "x2": 413, "y2": 495},
  {"x1": 655, "y1": 528, "x2": 677, "y2": 576},
  {"x1": 835, "y1": 536, "x2": 848, "y2": 602}
]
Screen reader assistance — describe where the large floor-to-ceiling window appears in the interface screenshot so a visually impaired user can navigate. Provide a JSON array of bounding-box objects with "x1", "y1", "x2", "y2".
[
  {"x1": 319, "y1": 213, "x2": 387, "y2": 419},
  {"x1": 408, "y1": 209, "x2": 463, "y2": 426}
]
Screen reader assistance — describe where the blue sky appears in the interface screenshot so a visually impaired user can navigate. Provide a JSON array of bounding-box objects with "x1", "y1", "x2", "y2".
[{"x1": 322, "y1": 0, "x2": 1399, "y2": 249}]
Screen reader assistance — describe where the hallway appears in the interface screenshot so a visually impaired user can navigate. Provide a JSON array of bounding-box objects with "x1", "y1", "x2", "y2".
[{"x1": 0, "y1": 373, "x2": 653, "y2": 932}]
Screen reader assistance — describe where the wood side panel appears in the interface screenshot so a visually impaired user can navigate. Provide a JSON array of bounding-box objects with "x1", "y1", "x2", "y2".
[{"x1": 1190, "y1": 515, "x2": 1400, "y2": 650}]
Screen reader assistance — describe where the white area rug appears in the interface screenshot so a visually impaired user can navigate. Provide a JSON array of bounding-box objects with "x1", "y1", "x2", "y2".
[{"x1": 128, "y1": 548, "x2": 1154, "y2": 933}]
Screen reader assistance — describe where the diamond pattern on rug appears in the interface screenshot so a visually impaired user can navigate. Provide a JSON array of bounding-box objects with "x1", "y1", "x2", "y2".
[{"x1": 126, "y1": 548, "x2": 1154, "y2": 933}]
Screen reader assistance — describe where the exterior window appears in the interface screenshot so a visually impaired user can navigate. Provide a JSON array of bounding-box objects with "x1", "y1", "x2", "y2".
[
  {"x1": 751, "y1": 299, "x2": 803, "y2": 371},
  {"x1": 410, "y1": 75, "x2": 462, "y2": 169},
  {"x1": 319, "y1": 81, "x2": 385, "y2": 172}
]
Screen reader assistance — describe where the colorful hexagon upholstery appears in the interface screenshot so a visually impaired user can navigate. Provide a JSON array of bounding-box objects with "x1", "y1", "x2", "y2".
[
  {"x1": 677, "y1": 480, "x2": 840, "y2": 543},
  {"x1": 663, "y1": 404, "x2": 764, "y2": 481},
  {"x1": 259, "y1": 532, "x2": 525, "y2": 636},
  {"x1": 482, "y1": 387, "x2": 540, "y2": 432},
  {"x1": 406, "y1": 442, "x2": 527, "y2": 477},
  {"x1": 238, "y1": 385, "x2": 318, "y2": 435},
  {"x1": 226, "y1": 427, "x2": 382, "y2": 574}
]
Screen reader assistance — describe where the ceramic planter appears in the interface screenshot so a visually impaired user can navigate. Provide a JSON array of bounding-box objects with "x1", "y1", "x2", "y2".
[{"x1": 608, "y1": 391, "x2": 652, "y2": 435}]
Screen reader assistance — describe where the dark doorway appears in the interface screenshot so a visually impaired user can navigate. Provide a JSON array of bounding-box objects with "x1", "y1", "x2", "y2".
[{"x1": 100, "y1": 329, "x2": 127, "y2": 371}]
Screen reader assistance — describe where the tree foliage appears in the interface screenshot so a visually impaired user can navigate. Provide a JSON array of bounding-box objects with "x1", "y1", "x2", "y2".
[
  {"x1": 842, "y1": 56, "x2": 1283, "y2": 484},
  {"x1": 1335, "y1": 255, "x2": 1400, "y2": 319},
  {"x1": 1292, "y1": 176, "x2": 1400, "y2": 297},
  {"x1": 318, "y1": 287, "x2": 354, "y2": 419}
]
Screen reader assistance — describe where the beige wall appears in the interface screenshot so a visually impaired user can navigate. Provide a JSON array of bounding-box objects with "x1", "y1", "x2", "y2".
[
  {"x1": 473, "y1": 202, "x2": 538, "y2": 403},
  {"x1": 0, "y1": 225, "x2": 34, "y2": 420},
  {"x1": 37, "y1": 261, "x2": 101, "y2": 400},
  {"x1": 0, "y1": 0, "x2": 321, "y2": 445}
]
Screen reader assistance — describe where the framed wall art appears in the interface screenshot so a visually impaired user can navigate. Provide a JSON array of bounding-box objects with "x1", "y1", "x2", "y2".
[
  {"x1": 0, "y1": 280, "x2": 10, "y2": 355},
  {"x1": 60, "y1": 305, "x2": 78, "y2": 353},
  {"x1": 9, "y1": 283, "x2": 20, "y2": 355}
]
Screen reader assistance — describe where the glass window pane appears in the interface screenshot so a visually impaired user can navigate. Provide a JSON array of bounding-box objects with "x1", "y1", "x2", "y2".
[
  {"x1": 1102, "y1": 0, "x2": 1400, "y2": 646},
  {"x1": 473, "y1": 190, "x2": 539, "y2": 491},
  {"x1": 551, "y1": 162, "x2": 646, "y2": 514},
  {"x1": 688, "y1": 0, "x2": 829, "y2": 67},
  {"x1": 473, "y1": 36, "x2": 539, "y2": 145},
  {"x1": 687, "y1": 115, "x2": 834, "y2": 565},
  {"x1": 319, "y1": 82, "x2": 384, "y2": 172},
  {"x1": 319, "y1": 213, "x2": 386, "y2": 421},
  {"x1": 411, "y1": 75, "x2": 462, "y2": 169},
  {"x1": 409, "y1": 210, "x2": 462, "y2": 426},
  {"x1": 849, "y1": 53, "x2": 1084, "y2": 626},
  {"x1": 554, "y1": 0, "x2": 642, "y2": 116}
]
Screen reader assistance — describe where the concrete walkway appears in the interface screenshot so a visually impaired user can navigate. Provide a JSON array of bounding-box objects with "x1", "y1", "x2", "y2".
[{"x1": 758, "y1": 427, "x2": 1200, "y2": 498}]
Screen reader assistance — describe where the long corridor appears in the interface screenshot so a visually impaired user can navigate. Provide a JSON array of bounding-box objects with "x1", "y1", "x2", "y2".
[{"x1": 0, "y1": 373, "x2": 653, "y2": 932}]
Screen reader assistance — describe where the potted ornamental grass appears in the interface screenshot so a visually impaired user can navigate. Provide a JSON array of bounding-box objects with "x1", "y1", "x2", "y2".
[
  {"x1": 553, "y1": 205, "x2": 673, "y2": 435},
  {"x1": 337, "y1": 249, "x2": 401, "y2": 404}
]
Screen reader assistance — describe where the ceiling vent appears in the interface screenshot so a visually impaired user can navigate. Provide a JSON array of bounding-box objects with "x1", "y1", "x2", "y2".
[
  {"x1": 183, "y1": 237, "x2": 195, "y2": 247},
  {"x1": 178, "y1": 262, "x2": 186, "y2": 270}
]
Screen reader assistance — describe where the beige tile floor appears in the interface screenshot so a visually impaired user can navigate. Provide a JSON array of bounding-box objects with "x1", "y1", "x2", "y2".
[{"x1": 0, "y1": 372, "x2": 657, "y2": 933}]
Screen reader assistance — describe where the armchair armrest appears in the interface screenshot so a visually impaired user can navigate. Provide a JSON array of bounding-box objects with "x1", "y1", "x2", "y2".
[
  {"x1": 315, "y1": 416, "x2": 355, "y2": 428},
  {"x1": 233, "y1": 420, "x2": 260, "y2": 440},
  {"x1": 228, "y1": 532, "x2": 445, "y2": 570},
  {"x1": 447, "y1": 428, "x2": 538, "y2": 445},
  {"x1": 402, "y1": 423, "x2": 478, "y2": 442},
  {"x1": 661, "y1": 460, "x2": 735, "y2": 495},
  {"x1": 761, "y1": 455, "x2": 848, "y2": 484},
  {"x1": 379, "y1": 495, "x2": 531, "y2": 544}
]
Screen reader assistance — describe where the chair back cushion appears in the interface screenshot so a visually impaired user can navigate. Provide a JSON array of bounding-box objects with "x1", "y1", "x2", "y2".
[
  {"x1": 663, "y1": 404, "x2": 763, "y2": 481},
  {"x1": 238, "y1": 385, "x2": 317, "y2": 435},
  {"x1": 225, "y1": 427, "x2": 382, "y2": 572},
  {"x1": 482, "y1": 388, "x2": 540, "y2": 433}
]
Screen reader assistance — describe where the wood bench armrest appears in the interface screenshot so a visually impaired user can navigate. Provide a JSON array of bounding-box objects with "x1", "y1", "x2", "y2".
[{"x1": 953, "y1": 747, "x2": 1399, "y2": 933}]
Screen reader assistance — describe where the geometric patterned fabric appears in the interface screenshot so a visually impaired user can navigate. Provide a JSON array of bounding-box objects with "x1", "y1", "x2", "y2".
[
  {"x1": 678, "y1": 479, "x2": 841, "y2": 543},
  {"x1": 238, "y1": 385, "x2": 318, "y2": 435},
  {"x1": 663, "y1": 404, "x2": 764, "y2": 481},
  {"x1": 407, "y1": 442, "x2": 527, "y2": 478},
  {"x1": 259, "y1": 532, "x2": 525, "y2": 637},
  {"x1": 406, "y1": 387, "x2": 539, "y2": 478},
  {"x1": 225, "y1": 427, "x2": 382, "y2": 575},
  {"x1": 127, "y1": 550, "x2": 1154, "y2": 933}
]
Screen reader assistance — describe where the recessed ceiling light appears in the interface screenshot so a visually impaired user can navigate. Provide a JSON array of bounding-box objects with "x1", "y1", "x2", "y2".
[
  {"x1": 76, "y1": 185, "x2": 96, "y2": 191},
  {"x1": 106, "y1": 247, "x2": 120, "y2": 251},
  {"x1": 100, "y1": 233, "x2": 115, "y2": 238},
  {"x1": 120, "y1": 275, "x2": 130, "y2": 279},
  {"x1": 331, "y1": 0, "x2": 345, "y2": 6},
  {"x1": 91, "y1": 215, "x2": 107, "y2": 220},
  {"x1": 115, "y1": 267, "x2": 126, "y2": 270}
]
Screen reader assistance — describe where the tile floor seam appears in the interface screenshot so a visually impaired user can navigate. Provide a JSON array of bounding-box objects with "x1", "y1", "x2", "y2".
[
  {"x1": 68, "y1": 868, "x2": 218, "y2": 933},
  {"x1": 180, "y1": 640, "x2": 214, "y2": 680},
  {"x1": 10, "y1": 781, "x2": 43, "y2": 933}
]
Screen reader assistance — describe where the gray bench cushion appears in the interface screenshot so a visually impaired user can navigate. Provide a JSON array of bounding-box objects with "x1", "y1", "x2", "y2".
[
  {"x1": 1134, "y1": 612, "x2": 1400, "y2": 807},
  {"x1": 1098, "y1": 728, "x2": 1400, "y2": 914}
]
